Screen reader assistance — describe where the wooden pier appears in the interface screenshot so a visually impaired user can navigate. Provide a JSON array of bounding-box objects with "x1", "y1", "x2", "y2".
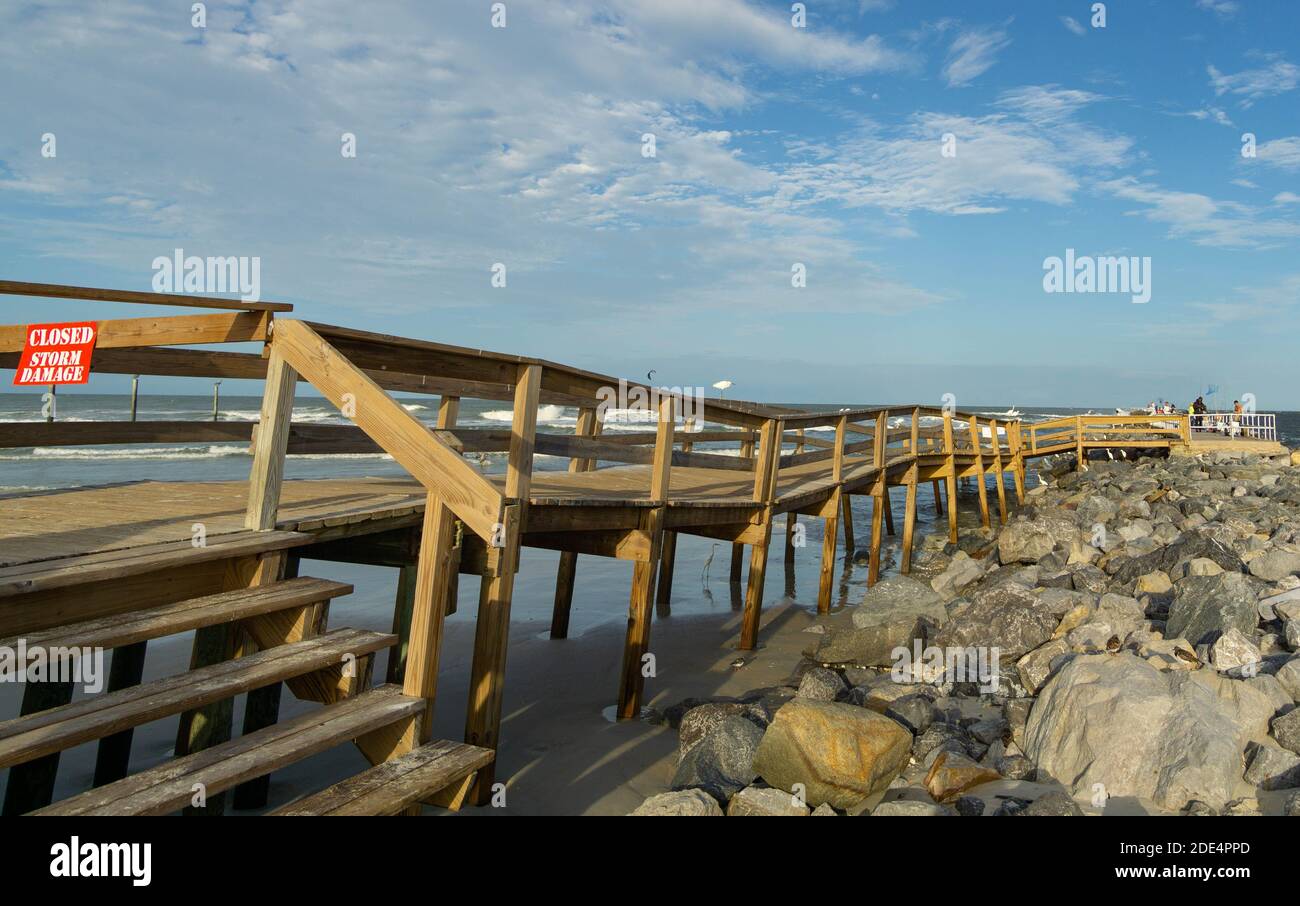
[{"x1": 0, "y1": 281, "x2": 1287, "y2": 814}]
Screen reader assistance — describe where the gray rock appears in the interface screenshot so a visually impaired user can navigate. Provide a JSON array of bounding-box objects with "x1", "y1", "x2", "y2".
[
  {"x1": 678, "y1": 702, "x2": 752, "y2": 760},
  {"x1": 932, "y1": 585, "x2": 1059, "y2": 661},
  {"x1": 1243, "y1": 742, "x2": 1300, "y2": 790},
  {"x1": 1284, "y1": 790, "x2": 1300, "y2": 817},
  {"x1": 670, "y1": 715, "x2": 764, "y2": 803},
  {"x1": 1271, "y1": 708, "x2": 1300, "y2": 754},
  {"x1": 725, "y1": 785, "x2": 811, "y2": 816},
  {"x1": 871, "y1": 799, "x2": 957, "y2": 816},
  {"x1": 955, "y1": 795, "x2": 986, "y2": 816},
  {"x1": 1248, "y1": 549, "x2": 1300, "y2": 582},
  {"x1": 1209, "y1": 628, "x2": 1262, "y2": 674},
  {"x1": 883, "y1": 694, "x2": 935, "y2": 735},
  {"x1": 1111, "y1": 531, "x2": 1244, "y2": 586},
  {"x1": 969, "y1": 717, "x2": 1010, "y2": 745},
  {"x1": 1017, "y1": 790, "x2": 1084, "y2": 816},
  {"x1": 996, "y1": 754, "x2": 1036, "y2": 780},
  {"x1": 852, "y1": 575, "x2": 947, "y2": 630},
  {"x1": 931, "y1": 552, "x2": 986, "y2": 600},
  {"x1": 630, "y1": 789, "x2": 724, "y2": 816},
  {"x1": 998, "y1": 521, "x2": 1058, "y2": 565},
  {"x1": 1181, "y1": 800, "x2": 1217, "y2": 816},
  {"x1": 1277, "y1": 657, "x2": 1300, "y2": 701},
  {"x1": 796, "y1": 667, "x2": 847, "y2": 702},
  {"x1": 1166, "y1": 572, "x2": 1259, "y2": 647},
  {"x1": 1024, "y1": 653, "x2": 1275, "y2": 810}
]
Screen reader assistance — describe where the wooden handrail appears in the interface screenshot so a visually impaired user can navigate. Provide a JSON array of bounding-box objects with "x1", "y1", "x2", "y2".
[
  {"x1": 267, "y1": 319, "x2": 504, "y2": 540},
  {"x1": 0, "y1": 280, "x2": 292, "y2": 312}
]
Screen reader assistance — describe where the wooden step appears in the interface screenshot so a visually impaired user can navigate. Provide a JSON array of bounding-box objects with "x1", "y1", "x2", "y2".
[
  {"x1": 269, "y1": 740, "x2": 495, "y2": 816},
  {"x1": 31, "y1": 685, "x2": 424, "y2": 816},
  {"x1": 0, "y1": 576, "x2": 351, "y2": 654},
  {"x1": 0, "y1": 628, "x2": 394, "y2": 769},
  {"x1": 0, "y1": 528, "x2": 313, "y2": 595}
]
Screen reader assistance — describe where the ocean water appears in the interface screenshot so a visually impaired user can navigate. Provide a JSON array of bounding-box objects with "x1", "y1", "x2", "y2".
[{"x1": 2, "y1": 392, "x2": 1294, "y2": 633}]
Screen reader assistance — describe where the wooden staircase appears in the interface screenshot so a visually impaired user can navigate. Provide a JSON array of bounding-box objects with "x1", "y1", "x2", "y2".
[{"x1": 2, "y1": 574, "x2": 489, "y2": 815}]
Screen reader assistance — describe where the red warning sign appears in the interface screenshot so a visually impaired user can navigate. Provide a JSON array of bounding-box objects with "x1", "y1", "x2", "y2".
[{"x1": 12, "y1": 322, "x2": 98, "y2": 386}]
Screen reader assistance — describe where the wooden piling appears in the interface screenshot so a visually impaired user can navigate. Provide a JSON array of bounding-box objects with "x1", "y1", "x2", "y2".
[{"x1": 617, "y1": 394, "x2": 673, "y2": 717}]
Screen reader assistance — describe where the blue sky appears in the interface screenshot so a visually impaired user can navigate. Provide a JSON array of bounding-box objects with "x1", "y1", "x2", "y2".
[{"x1": 1, "y1": 0, "x2": 1298, "y2": 408}]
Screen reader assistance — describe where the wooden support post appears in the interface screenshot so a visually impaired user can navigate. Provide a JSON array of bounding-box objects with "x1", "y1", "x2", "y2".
[
  {"x1": 1, "y1": 680, "x2": 74, "y2": 815},
  {"x1": 788, "y1": 429, "x2": 806, "y2": 561},
  {"x1": 1009, "y1": 420, "x2": 1026, "y2": 503},
  {"x1": 232, "y1": 553, "x2": 299, "y2": 809},
  {"x1": 405, "y1": 494, "x2": 458, "y2": 742},
  {"x1": 842, "y1": 494, "x2": 856, "y2": 549},
  {"x1": 465, "y1": 363, "x2": 540, "y2": 804},
  {"x1": 900, "y1": 407, "x2": 920, "y2": 575},
  {"x1": 436, "y1": 396, "x2": 461, "y2": 613},
  {"x1": 942, "y1": 411, "x2": 958, "y2": 544},
  {"x1": 244, "y1": 348, "x2": 297, "y2": 531},
  {"x1": 731, "y1": 433, "x2": 754, "y2": 583},
  {"x1": 617, "y1": 394, "x2": 673, "y2": 718},
  {"x1": 386, "y1": 561, "x2": 418, "y2": 683},
  {"x1": 817, "y1": 415, "x2": 847, "y2": 614},
  {"x1": 989, "y1": 419, "x2": 1009, "y2": 524},
  {"x1": 740, "y1": 419, "x2": 781, "y2": 650},
  {"x1": 868, "y1": 410, "x2": 888, "y2": 586},
  {"x1": 882, "y1": 488, "x2": 895, "y2": 536},
  {"x1": 1075, "y1": 415, "x2": 1086, "y2": 471},
  {"x1": 655, "y1": 531, "x2": 678, "y2": 619},
  {"x1": 551, "y1": 406, "x2": 601, "y2": 639},
  {"x1": 901, "y1": 463, "x2": 919, "y2": 575},
  {"x1": 655, "y1": 410, "x2": 688, "y2": 619},
  {"x1": 969, "y1": 416, "x2": 990, "y2": 529},
  {"x1": 933, "y1": 480, "x2": 944, "y2": 516},
  {"x1": 91, "y1": 640, "x2": 147, "y2": 787}
]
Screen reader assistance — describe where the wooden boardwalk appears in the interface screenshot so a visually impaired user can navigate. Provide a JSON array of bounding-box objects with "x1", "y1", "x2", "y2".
[{"x1": 0, "y1": 281, "x2": 1287, "y2": 815}]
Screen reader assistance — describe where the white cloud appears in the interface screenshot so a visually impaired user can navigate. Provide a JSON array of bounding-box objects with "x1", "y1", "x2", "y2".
[
  {"x1": 1102, "y1": 176, "x2": 1300, "y2": 248},
  {"x1": 942, "y1": 26, "x2": 1011, "y2": 87},
  {"x1": 1185, "y1": 107, "x2": 1235, "y2": 127},
  {"x1": 1255, "y1": 136, "x2": 1300, "y2": 171},
  {"x1": 1208, "y1": 57, "x2": 1300, "y2": 105},
  {"x1": 1274, "y1": 192, "x2": 1300, "y2": 205},
  {"x1": 776, "y1": 87, "x2": 1128, "y2": 216},
  {"x1": 1060, "y1": 17, "x2": 1086, "y2": 36},
  {"x1": 1196, "y1": 0, "x2": 1240, "y2": 16}
]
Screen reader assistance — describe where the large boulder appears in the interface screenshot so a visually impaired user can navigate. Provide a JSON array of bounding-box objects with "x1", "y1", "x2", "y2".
[
  {"x1": 670, "y1": 715, "x2": 763, "y2": 803},
  {"x1": 752, "y1": 699, "x2": 911, "y2": 810},
  {"x1": 1165, "y1": 572, "x2": 1259, "y2": 647},
  {"x1": 1110, "y1": 531, "x2": 1244, "y2": 587},
  {"x1": 852, "y1": 575, "x2": 947, "y2": 631},
  {"x1": 1024, "y1": 654, "x2": 1275, "y2": 810},
  {"x1": 998, "y1": 521, "x2": 1058, "y2": 564},
  {"x1": 1248, "y1": 549, "x2": 1300, "y2": 582},
  {"x1": 931, "y1": 584, "x2": 1058, "y2": 661}
]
